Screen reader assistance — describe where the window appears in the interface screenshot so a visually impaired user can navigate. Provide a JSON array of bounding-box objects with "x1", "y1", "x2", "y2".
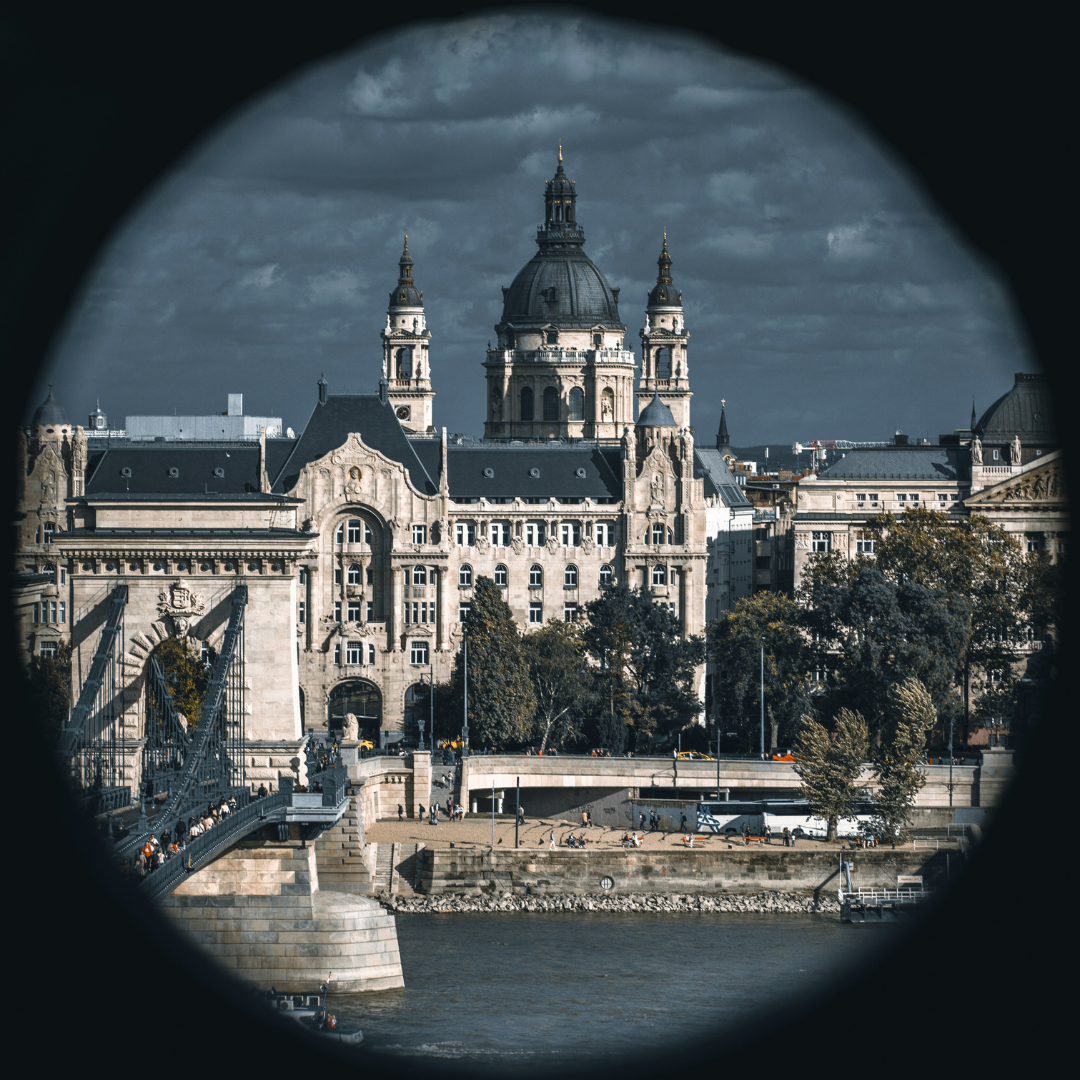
[
  {"x1": 42, "y1": 522, "x2": 55, "y2": 543},
  {"x1": 811, "y1": 532, "x2": 831, "y2": 553},
  {"x1": 755, "y1": 556, "x2": 771, "y2": 569},
  {"x1": 366, "y1": 601, "x2": 374, "y2": 622},
  {"x1": 520, "y1": 387, "x2": 534, "y2": 422},
  {"x1": 1026, "y1": 534, "x2": 1042, "y2": 553},
  {"x1": 652, "y1": 565, "x2": 667, "y2": 586},
  {"x1": 366, "y1": 566, "x2": 374, "y2": 585},
  {"x1": 344, "y1": 564, "x2": 359, "y2": 585},
  {"x1": 459, "y1": 565, "x2": 473, "y2": 587},
  {"x1": 459, "y1": 603, "x2": 471, "y2": 621},
  {"x1": 651, "y1": 522, "x2": 665, "y2": 545},
  {"x1": 910, "y1": 494, "x2": 920, "y2": 502},
  {"x1": 455, "y1": 522, "x2": 476, "y2": 546},
  {"x1": 856, "y1": 493, "x2": 867, "y2": 504},
  {"x1": 347, "y1": 600, "x2": 362, "y2": 621},
  {"x1": 564, "y1": 565, "x2": 578, "y2": 588},
  {"x1": 347, "y1": 519, "x2": 362, "y2": 544},
  {"x1": 595, "y1": 522, "x2": 616, "y2": 547},
  {"x1": 543, "y1": 386, "x2": 559, "y2": 422},
  {"x1": 896, "y1": 493, "x2": 907, "y2": 502},
  {"x1": 333, "y1": 601, "x2": 342, "y2": 622},
  {"x1": 593, "y1": 333, "x2": 602, "y2": 347},
  {"x1": 298, "y1": 567, "x2": 307, "y2": 585},
  {"x1": 950, "y1": 493, "x2": 960, "y2": 501},
  {"x1": 412, "y1": 565, "x2": 427, "y2": 586},
  {"x1": 988, "y1": 668, "x2": 1003, "y2": 684},
  {"x1": 937, "y1": 493, "x2": 948, "y2": 503},
  {"x1": 59, "y1": 567, "x2": 66, "y2": 585},
  {"x1": 545, "y1": 331, "x2": 558, "y2": 345},
  {"x1": 412, "y1": 524, "x2": 427, "y2": 544},
  {"x1": 367, "y1": 644, "x2": 376, "y2": 665},
  {"x1": 298, "y1": 600, "x2": 306, "y2": 624},
  {"x1": 494, "y1": 564, "x2": 508, "y2": 587},
  {"x1": 567, "y1": 386, "x2": 584, "y2": 421},
  {"x1": 560, "y1": 522, "x2": 581, "y2": 546},
  {"x1": 346, "y1": 641, "x2": 362, "y2": 665},
  {"x1": 366, "y1": 523, "x2": 373, "y2": 543},
  {"x1": 529, "y1": 602, "x2": 543, "y2": 623},
  {"x1": 992, "y1": 449, "x2": 999, "y2": 461},
  {"x1": 855, "y1": 531, "x2": 875, "y2": 554},
  {"x1": 410, "y1": 640, "x2": 429, "y2": 665},
  {"x1": 333, "y1": 643, "x2": 341, "y2": 665},
  {"x1": 599, "y1": 564, "x2": 613, "y2": 587},
  {"x1": 39, "y1": 641, "x2": 58, "y2": 659},
  {"x1": 334, "y1": 568, "x2": 342, "y2": 586},
  {"x1": 564, "y1": 603, "x2": 579, "y2": 622},
  {"x1": 525, "y1": 521, "x2": 546, "y2": 546},
  {"x1": 529, "y1": 565, "x2": 543, "y2": 587},
  {"x1": 490, "y1": 521, "x2": 512, "y2": 547}
]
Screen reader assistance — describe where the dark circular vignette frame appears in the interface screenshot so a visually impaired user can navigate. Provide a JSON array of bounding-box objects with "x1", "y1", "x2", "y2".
[{"x1": 4, "y1": 4, "x2": 1071, "y2": 1076}]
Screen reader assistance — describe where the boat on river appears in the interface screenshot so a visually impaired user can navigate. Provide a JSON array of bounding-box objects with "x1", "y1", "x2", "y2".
[{"x1": 262, "y1": 976, "x2": 363, "y2": 1045}]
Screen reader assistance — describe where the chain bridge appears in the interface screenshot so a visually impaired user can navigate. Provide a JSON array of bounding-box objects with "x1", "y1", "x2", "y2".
[{"x1": 56, "y1": 583, "x2": 351, "y2": 901}]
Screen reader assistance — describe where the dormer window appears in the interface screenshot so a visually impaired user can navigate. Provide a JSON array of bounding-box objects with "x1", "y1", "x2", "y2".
[{"x1": 546, "y1": 331, "x2": 558, "y2": 345}]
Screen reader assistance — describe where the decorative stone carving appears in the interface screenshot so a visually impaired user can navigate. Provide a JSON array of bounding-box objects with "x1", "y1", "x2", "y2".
[
  {"x1": 342, "y1": 712, "x2": 359, "y2": 740},
  {"x1": 545, "y1": 536, "x2": 559, "y2": 554},
  {"x1": 580, "y1": 536, "x2": 594, "y2": 555},
  {"x1": 1001, "y1": 466, "x2": 1062, "y2": 502},
  {"x1": 511, "y1": 536, "x2": 524, "y2": 555},
  {"x1": 157, "y1": 581, "x2": 206, "y2": 636},
  {"x1": 970, "y1": 436, "x2": 982, "y2": 465},
  {"x1": 475, "y1": 535, "x2": 490, "y2": 554},
  {"x1": 1009, "y1": 435, "x2": 1022, "y2": 465},
  {"x1": 795, "y1": 533, "x2": 811, "y2": 548}
]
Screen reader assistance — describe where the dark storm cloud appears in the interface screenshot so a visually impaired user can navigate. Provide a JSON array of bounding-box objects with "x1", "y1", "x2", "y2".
[{"x1": 34, "y1": 12, "x2": 1033, "y2": 445}]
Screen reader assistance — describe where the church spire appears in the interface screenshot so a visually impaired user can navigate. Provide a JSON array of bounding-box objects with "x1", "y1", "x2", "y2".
[
  {"x1": 971, "y1": 396, "x2": 977, "y2": 430},
  {"x1": 540, "y1": 150, "x2": 583, "y2": 248},
  {"x1": 716, "y1": 399, "x2": 731, "y2": 452}
]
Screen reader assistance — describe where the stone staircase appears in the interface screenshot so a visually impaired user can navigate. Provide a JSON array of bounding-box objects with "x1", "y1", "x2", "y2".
[
  {"x1": 372, "y1": 841, "x2": 424, "y2": 896},
  {"x1": 314, "y1": 792, "x2": 375, "y2": 894},
  {"x1": 374, "y1": 842, "x2": 394, "y2": 894}
]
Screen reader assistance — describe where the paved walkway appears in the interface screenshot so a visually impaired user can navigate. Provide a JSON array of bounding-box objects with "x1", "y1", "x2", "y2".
[{"x1": 364, "y1": 817, "x2": 953, "y2": 853}]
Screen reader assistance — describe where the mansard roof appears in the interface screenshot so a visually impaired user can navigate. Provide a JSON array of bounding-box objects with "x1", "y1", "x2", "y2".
[
  {"x1": 84, "y1": 443, "x2": 265, "y2": 495},
  {"x1": 271, "y1": 392, "x2": 437, "y2": 495},
  {"x1": 694, "y1": 447, "x2": 751, "y2": 507},
  {"x1": 817, "y1": 446, "x2": 968, "y2": 482},
  {"x1": 445, "y1": 445, "x2": 622, "y2": 501}
]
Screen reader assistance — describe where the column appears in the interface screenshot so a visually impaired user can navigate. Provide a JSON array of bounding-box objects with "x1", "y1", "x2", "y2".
[
  {"x1": 390, "y1": 562, "x2": 403, "y2": 651},
  {"x1": 305, "y1": 564, "x2": 315, "y2": 648},
  {"x1": 437, "y1": 566, "x2": 450, "y2": 652}
]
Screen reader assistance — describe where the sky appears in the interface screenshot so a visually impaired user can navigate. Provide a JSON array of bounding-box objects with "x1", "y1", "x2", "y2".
[{"x1": 30, "y1": 11, "x2": 1037, "y2": 447}]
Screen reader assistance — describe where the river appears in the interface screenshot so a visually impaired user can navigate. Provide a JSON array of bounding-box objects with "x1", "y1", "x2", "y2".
[{"x1": 330, "y1": 911, "x2": 904, "y2": 1071}]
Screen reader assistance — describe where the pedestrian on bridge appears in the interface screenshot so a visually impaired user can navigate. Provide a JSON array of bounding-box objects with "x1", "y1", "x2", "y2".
[
  {"x1": 549, "y1": 830, "x2": 557, "y2": 851},
  {"x1": 398, "y1": 804, "x2": 404, "y2": 821}
]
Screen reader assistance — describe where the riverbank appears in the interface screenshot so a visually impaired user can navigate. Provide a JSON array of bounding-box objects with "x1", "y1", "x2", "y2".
[{"x1": 377, "y1": 890, "x2": 842, "y2": 914}]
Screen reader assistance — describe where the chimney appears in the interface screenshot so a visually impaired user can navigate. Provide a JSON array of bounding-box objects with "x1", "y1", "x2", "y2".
[
  {"x1": 318, "y1": 375, "x2": 328, "y2": 406},
  {"x1": 379, "y1": 376, "x2": 389, "y2": 405},
  {"x1": 228, "y1": 393, "x2": 243, "y2": 416}
]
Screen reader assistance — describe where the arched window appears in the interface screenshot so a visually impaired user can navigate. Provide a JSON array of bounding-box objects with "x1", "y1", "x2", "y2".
[
  {"x1": 529, "y1": 564, "x2": 543, "y2": 587},
  {"x1": 412, "y1": 565, "x2": 427, "y2": 586},
  {"x1": 459, "y1": 565, "x2": 473, "y2": 587},
  {"x1": 656, "y1": 347, "x2": 672, "y2": 378},
  {"x1": 494, "y1": 564, "x2": 508, "y2": 587},
  {"x1": 652, "y1": 523, "x2": 665, "y2": 545},
  {"x1": 564, "y1": 565, "x2": 578, "y2": 588},
  {"x1": 652, "y1": 565, "x2": 667, "y2": 586},
  {"x1": 599, "y1": 564, "x2": 614, "y2": 587},
  {"x1": 347, "y1": 564, "x2": 361, "y2": 585},
  {"x1": 335, "y1": 523, "x2": 344, "y2": 545},
  {"x1": 543, "y1": 386, "x2": 559, "y2": 422},
  {"x1": 567, "y1": 386, "x2": 584, "y2": 421},
  {"x1": 396, "y1": 347, "x2": 412, "y2": 379},
  {"x1": 520, "y1": 386, "x2": 534, "y2": 421}
]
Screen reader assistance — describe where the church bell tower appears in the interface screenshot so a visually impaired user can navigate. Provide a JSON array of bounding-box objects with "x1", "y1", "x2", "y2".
[
  {"x1": 380, "y1": 236, "x2": 435, "y2": 432},
  {"x1": 638, "y1": 235, "x2": 692, "y2": 429}
]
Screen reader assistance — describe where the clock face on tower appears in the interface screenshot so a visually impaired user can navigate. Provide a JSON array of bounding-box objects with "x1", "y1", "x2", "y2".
[{"x1": 396, "y1": 406, "x2": 411, "y2": 420}]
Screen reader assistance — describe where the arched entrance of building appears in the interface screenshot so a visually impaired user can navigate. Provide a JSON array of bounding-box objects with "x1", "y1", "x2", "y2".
[
  {"x1": 327, "y1": 679, "x2": 381, "y2": 742},
  {"x1": 403, "y1": 682, "x2": 431, "y2": 746}
]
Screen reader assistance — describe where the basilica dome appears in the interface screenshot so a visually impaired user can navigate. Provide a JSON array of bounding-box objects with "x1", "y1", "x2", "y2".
[
  {"x1": 975, "y1": 372, "x2": 1056, "y2": 443},
  {"x1": 498, "y1": 159, "x2": 624, "y2": 332}
]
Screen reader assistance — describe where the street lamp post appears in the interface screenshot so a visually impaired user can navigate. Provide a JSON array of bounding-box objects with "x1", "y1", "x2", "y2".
[
  {"x1": 462, "y1": 628, "x2": 469, "y2": 756},
  {"x1": 429, "y1": 659, "x2": 434, "y2": 757},
  {"x1": 760, "y1": 636, "x2": 766, "y2": 759}
]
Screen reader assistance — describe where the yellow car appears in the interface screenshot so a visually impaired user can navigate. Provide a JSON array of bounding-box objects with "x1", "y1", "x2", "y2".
[
  {"x1": 359, "y1": 739, "x2": 375, "y2": 752},
  {"x1": 676, "y1": 751, "x2": 715, "y2": 761},
  {"x1": 440, "y1": 738, "x2": 467, "y2": 751}
]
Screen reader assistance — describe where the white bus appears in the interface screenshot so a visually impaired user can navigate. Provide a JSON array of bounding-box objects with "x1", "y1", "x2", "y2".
[{"x1": 697, "y1": 799, "x2": 875, "y2": 839}]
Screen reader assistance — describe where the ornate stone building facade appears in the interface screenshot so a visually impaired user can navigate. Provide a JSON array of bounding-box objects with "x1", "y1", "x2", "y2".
[{"x1": 15, "y1": 157, "x2": 747, "y2": 773}]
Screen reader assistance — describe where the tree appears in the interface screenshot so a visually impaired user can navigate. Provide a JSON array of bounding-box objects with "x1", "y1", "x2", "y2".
[
  {"x1": 154, "y1": 636, "x2": 213, "y2": 728},
  {"x1": 447, "y1": 577, "x2": 535, "y2": 749},
  {"x1": 709, "y1": 591, "x2": 813, "y2": 753},
  {"x1": 582, "y1": 583, "x2": 705, "y2": 750},
  {"x1": 521, "y1": 619, "x2": 595, "y2": 752},
  {"x1": 26, "y1": 642, "x2": 72, "y2": 745},
  {"x1": 799, "y1": 556, "x2": 968, "y2": 741},
  {"x1": 792, "y1": 708, "x2": 869, "y2": 843},
  {"x1": 870, "y1": 677, "x2": 937, "y2": 844}
]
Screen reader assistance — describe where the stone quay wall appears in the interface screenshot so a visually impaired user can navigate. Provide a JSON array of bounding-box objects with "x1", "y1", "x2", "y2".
[
  {"x1": 158, "y1": 840, "x2": 403, "y2": 992},
  {"x1": 418, "y1": 846, "x2": 949, "y2": 898}
]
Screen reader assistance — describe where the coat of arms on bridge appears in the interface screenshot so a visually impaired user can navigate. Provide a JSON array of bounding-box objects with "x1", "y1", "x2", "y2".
[{"x1": 158, "y1": 581, "x2": 206, "y2": 636}]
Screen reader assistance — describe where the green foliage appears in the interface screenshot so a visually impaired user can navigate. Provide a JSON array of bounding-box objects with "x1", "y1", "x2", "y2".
[
  {"x1": 870, "y1": 677, "x2": 937, "y2": 843},
  {"x1": 154, "y1": 637, "x2": 212, "y2": 728},
  {"x1": 792, "y1": 708, "x2": 869, "y2": 842},
  {"x1": 582, "y1": 583, "x2": 705, "y2": 750},
  {"x1": 708, "y1": 591, "x2": 813, "y2": 752},
  {"x1": 521, "y1": 619, "x2": 594, "y2": 752},
  {"x1": 26, "y1": 642, "x2": 72, "y2": 745},
  {"x1": 448, "y1": 577, "x2": 536, "y2": 749}
]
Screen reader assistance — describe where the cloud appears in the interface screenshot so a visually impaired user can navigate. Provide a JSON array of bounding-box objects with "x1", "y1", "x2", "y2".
[
  {"x1": 239, "y1": 263, "x2": 281, "y2": 289},
  {"x1": 826, "y1": 222, "x2": 878, "y2": 259}
]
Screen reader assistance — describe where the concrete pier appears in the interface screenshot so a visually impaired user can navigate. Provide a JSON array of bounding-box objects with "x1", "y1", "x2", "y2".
[{"x1": 158, "y1": 840, "x2": 403, "y2": 992}]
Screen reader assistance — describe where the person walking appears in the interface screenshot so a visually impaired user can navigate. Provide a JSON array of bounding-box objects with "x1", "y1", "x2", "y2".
[
  {"x1": 782, "y1": 826, "x2": 790, "y2": 847},
  {"x1": 549, "y1": 829, "x2": 557, "y2": 851},
  {"x1": 518, "y1": 805, "x2": 525, "y2": 826},
  {"x1": 398, "y1": 804, "x2": 404, "y2": 821},
  {"x1": 639, "y1": 812, "x2": 646, "y2": 831},
  {"x1": 586, "y1": 810, "x2": 593, "y2": 828},
  {"x1": 418, "y1": 803, "x2": 426, "y2": 823},
  {"x1": 765, "y1": 822, "x2": 772, "y2": 844}
]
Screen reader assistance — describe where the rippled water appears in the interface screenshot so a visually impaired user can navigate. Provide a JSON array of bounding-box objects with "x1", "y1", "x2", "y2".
[{"x1": 330, "y1": 911, "x2": 903, "y2": 1071}]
